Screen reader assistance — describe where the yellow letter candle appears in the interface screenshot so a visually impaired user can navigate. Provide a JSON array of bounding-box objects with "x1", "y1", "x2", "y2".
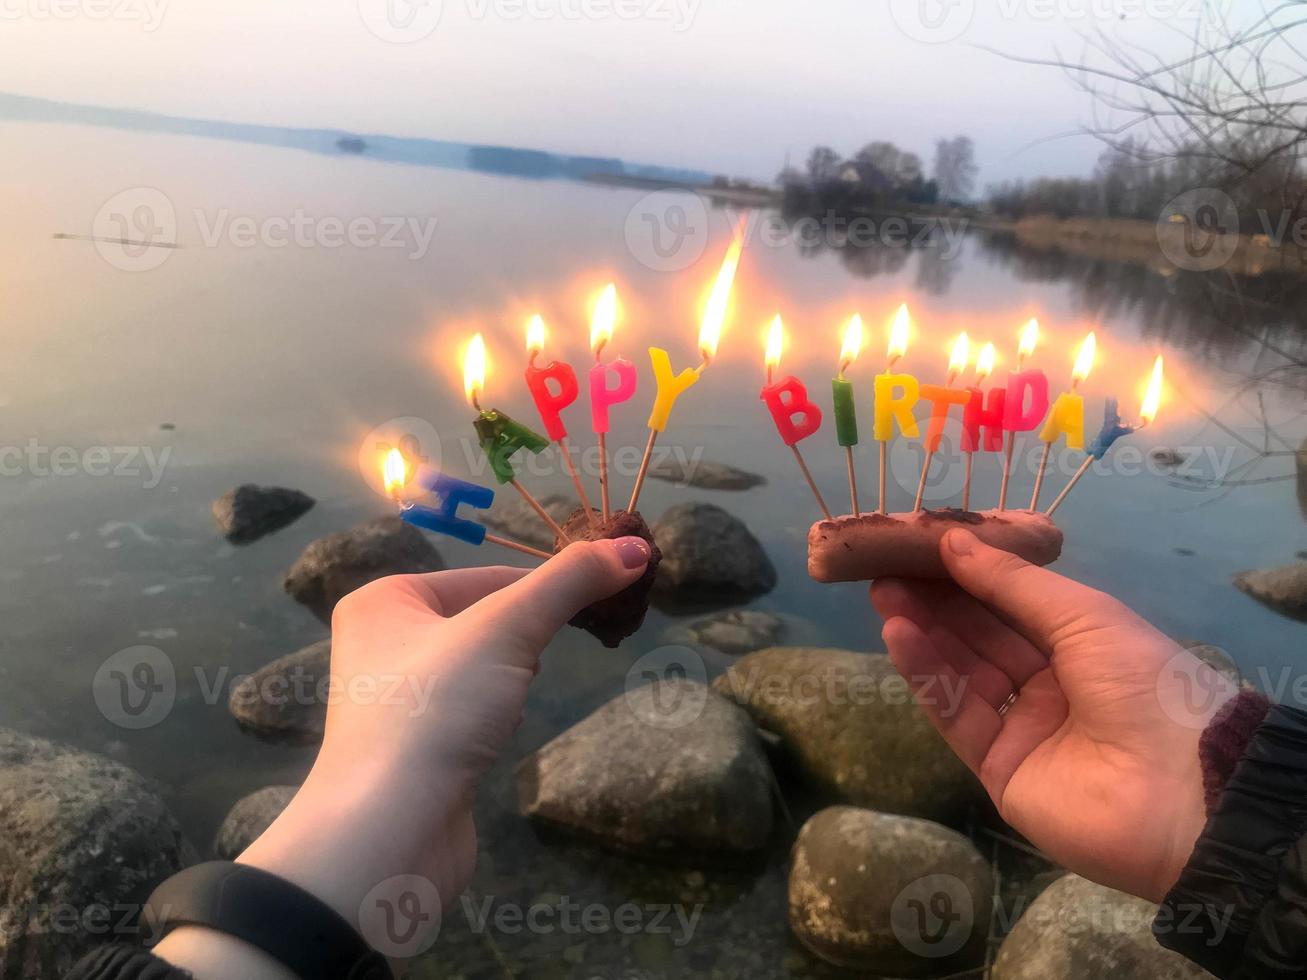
[{"x1": 1031, "y1": 332, "x2": 1095, "y2": 510}]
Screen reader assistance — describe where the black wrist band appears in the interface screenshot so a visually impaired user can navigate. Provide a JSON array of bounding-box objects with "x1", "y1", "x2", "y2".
[{"x1": 143, "y1": 861, "x2": 392, "y2": 980}]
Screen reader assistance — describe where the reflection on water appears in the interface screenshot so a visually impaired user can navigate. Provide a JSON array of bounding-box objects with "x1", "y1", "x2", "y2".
[{"x1": 1, "y1": 120, "x2": 1305, "y2": 977}]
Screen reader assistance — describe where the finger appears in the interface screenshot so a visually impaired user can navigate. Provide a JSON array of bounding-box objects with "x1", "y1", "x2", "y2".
[
  {"x1": 872, "y1": 579, "x2": 1046, "y2": 688},
  {"x1": 408, "y1": 566, "x2": 530, "y2": 617},
  {"x1": 939, "y1": 528, "x2": 1129, "y2": 656},
  {"x1": 463, "y1": 537, "x2": 652, "y2": 656},
  {"x1": 925, "y1": 624, "x2": 1015, "y2": 711},
  {"x1": 882, "y1": 616, "x2": 1002, "y2": 783}
]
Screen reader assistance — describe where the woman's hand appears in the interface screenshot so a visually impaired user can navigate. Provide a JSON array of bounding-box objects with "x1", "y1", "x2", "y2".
[
  {"x1": 157, "y1": 536, "x2": 652, "y2": 976},
  {"x1": 872, "y1": 527, "x2": 1238, "y2": 903}
]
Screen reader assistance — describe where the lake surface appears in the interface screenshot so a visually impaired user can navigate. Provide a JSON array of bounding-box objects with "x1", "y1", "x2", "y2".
[{"x1": 1, "y1": 121, "x2": 1304, "y2": 976}]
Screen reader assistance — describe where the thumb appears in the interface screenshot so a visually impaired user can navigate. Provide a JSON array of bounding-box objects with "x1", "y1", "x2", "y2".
[
  {"x1": 939, "y1": 527, "x2": 1124, "y2": 653},
  {"x1": 465, "y1": 536, "x2": 653, "y2": 655}
]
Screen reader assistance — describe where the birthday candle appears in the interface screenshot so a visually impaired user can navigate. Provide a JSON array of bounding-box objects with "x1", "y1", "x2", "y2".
[
  {"x1": 960, "y1": 341, "x2": 1000, "y2": 510},
  {"x1": 761, "y1": 315, "x2": 831, "y2": 519},
  {"x1": 998, "y1": 319, "x2": 1048, "y2": 510},
  {"x1": 523, "y1": 315, "x2": 579, "y2": 442},
  {"x1": 383, "y1": 452, "x2": 551, "y2": 559},
  {"x1": 524, "y1": 314, "x2": 599, "y2": 529},
  {"x1": 874, "y1": 305, "x2": 916, "y2": 513},
  {"x1": 588, "y1": 285, "x2": 638, "y2": 434},
  {"x1": 463, "y1": 333, "x2": 568, "y2": 542},
  {"x1": 914, "y1": 333, "x2": 971, "y2": 512},
  {"x1": 1045, "y1": 356, "x2": 1164, "y2": 516},
  {"x1": 628, "y1": 233, "x2": 742, "y2": 514},
  {"x1": 833, "y1": 315, "x2": 863, "y2": 515},
  {"x1": 1031, "y1": 332, "x2": 1095, "y2": 510}
]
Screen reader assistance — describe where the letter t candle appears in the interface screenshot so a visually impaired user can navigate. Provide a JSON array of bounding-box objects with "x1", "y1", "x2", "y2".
[{"x1": 913, "y1": 333, "x2": 970, "y2": 512}]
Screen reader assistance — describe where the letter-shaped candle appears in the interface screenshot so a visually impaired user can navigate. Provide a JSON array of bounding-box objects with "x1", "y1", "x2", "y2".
[
  {"x1": 832, "y1": 314, "x2": 862, "y2": 448},
  {"x1": 1031, "y1": 333, "x2": 1094, "y2": 510},
  {"x1": 646, "y1": 347, "x2": 700, "y2": 433},
  {"x1": 1003, "y1": 371, "x2": 1050, "y2": 434},
  {"x1": 523, "y1": 316, "x2": 579, "y2": 442},
  {"x1": 921, "y1": 385, "x2": 971, "y2": 453},
  {"x1": 760, "y1": 315, "x2": 831, "y2": 519},
  {"x1": 403, "y1": 468, "x2": 495, "y2": 545},
  {"x1": 463, "y1": 333, "x2": 551, "y2": 486},
  {"x1": 587, "y1": 284, "x2": 638, "y2": 434},
  {"x1": 873, "y1": 375, "x2": 921, "y2": 441}
]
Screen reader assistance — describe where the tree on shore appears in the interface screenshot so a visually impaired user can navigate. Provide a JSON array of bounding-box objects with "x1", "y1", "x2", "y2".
[{"x1": 933, "y1": 136, "x2": 978, "y2": 203}]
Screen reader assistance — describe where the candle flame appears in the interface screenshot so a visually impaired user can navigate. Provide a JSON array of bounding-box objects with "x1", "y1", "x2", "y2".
[
  {"x1": 590, "y1": 283, "x2": 617, "y2": 356},
  {"x1": 526, "y1": 314, "x2": 546, "y2": 357},
  {"x1": 888, "y1": 304, "x2": 910, "y2": 365},
  {"x1": 383, "y1": 448, "x2": 408, "y2": 498},
  {"x1": 699, "y1": 239, "x2": 743, "y2": 364},
  {"x1": 839, "y1": 314, "x2": 863, "y2": 371},
  {"x1": 1072, "y1": 332, "x2": 1096, "y2": 384},
  {"x1": 764, "y1": 314, "x2": 784, "y2": 374},
  {"x1": 463, "y1": 333, "x2": 487, "y2": 408},
  {"x1": 1018, "y1": 318, "x2": 1040, "y2": 362},
  {"x1": 976, "y1": 342, "x2": 996, "y2": 382},
  {"x1": 948, "y1": 333, "x2": 970, "y2": 380},
  {"x1": 1140, "y1": 355, "x2": 1164, "y2": 424}
]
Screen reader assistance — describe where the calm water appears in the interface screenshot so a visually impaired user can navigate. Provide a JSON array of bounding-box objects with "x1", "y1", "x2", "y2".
[{"x1": 1, "y1": 121, "x2": 1305, "y2": 976}]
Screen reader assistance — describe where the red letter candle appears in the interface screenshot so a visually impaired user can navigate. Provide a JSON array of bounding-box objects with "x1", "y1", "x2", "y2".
[
  {"x1": 523, "y1": 315, "x2": 579, "y2": 442},
  {"x1": 761, "y1": 315, "x2": 831, "y2": 519}
]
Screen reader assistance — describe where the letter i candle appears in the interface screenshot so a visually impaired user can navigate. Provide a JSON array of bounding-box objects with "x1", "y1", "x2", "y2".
[{"x1": 832, "y1": 314, "x2": 863, "y2": 515}]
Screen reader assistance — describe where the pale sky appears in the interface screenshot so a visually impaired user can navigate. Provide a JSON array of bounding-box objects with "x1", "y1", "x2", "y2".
[{"x1": 0, "y1": 0, "x2": 1252, "y2": 186}]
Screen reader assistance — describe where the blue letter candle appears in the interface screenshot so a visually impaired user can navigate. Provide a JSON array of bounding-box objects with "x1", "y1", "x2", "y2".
[{"x1": 399, "y1": 469, "x2": 495, "y2": 545}]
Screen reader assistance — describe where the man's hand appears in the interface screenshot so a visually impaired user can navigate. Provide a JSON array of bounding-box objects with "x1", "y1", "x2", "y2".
[{"x1": 872, "y1": 527, "x2": 1238, "y2": 903}]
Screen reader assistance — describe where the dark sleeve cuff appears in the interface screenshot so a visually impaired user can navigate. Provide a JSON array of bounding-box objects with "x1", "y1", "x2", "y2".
[
  {"x1": 1154, "y1": 702, "x2": 1307, "y2": 977},
  {"x1": 65, "y1": 945, "x2": 191, "y2": 980},
  {"x1": 1200, "y1": 689, "x2": 1271, "y2": 812}
]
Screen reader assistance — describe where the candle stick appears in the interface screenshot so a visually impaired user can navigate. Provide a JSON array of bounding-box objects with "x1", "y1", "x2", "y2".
[
  {"x1": 588, "y1": 284, "x2": 638, "y2": 523},
  {"x1": 464, "y1": 333, "x2": 572, "y2": 543},
  {"x1": 383, "y1": 451, "x2": 552, "y2": 560},
  {"x1": 832, "y1": 314, "x2": 863, "y2": 515},
  {"x1": 761, "y1": 315, "x2": 832, "y2": 520},
  {"x1": 961, "y1": 342, "x2": 998, "y2": 510},
  {"x1": 1030, "y1": 332, "x2": 1095, "y2": 510},
  {"x1": 1046, "y1": 356, "x2": 1164, "y2": 516},
  {"x1": 523, "y1": 314, "x2": 599, "y2": 532},
  {"x1": 874, "y1": 304, "x2": 915, "y2": 513},
  {"x1": 998, "y1": 319, "x2": 1048, "y2": 510},
  {"x1": 628, "y1": 235, "x2": 742, "y2": 514},
  {"x1": 914, "y1": 333, "x2": 971, "y2": 512}
]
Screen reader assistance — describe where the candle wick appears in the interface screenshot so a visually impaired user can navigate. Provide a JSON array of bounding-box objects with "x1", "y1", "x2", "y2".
[
  {"x1": 593, "y1": 340, "x2": 607, "y2": 362},
  {"x1": 528, "y1": 350, "x2": 539, "y2": 368}
]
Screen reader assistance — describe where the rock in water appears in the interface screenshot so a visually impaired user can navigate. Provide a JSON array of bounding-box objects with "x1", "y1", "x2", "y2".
[
  {"x1": 212, "y1": 484, "x2": 315, "y2": 545},
  {"x1": 553, "y1": 508, "x2": 662, "y2": 648},
  {"x1": 991, "y1": 874, "x2": 1210, "y2": 978},
  {"x1": 647, "y1": 457, "x2": 766, "y2": 491},
  {"x1": 228, "y1": 639, "x2": 331, "y2": 743},
  {"x1": 1233, "y1": 563, "x2": 1307, "y2": 623},
  {"x1": 666, "y1": 609, "x2": 785, "y2": 656},
  {"x1": 789, "y1": 806, "x2": 992, "y2": 976},
  {"x1": 714, "y1": 648, "x2": 983, "y2": 823},
  {"x1": 652, "y1": 503, "x2": 776, "y2": 607},
  {"x1": 484, "y1": 493, "x2": 577, "y2": 551},
  {"x1": 516, "y1": 679, "x2": 773, "y2": 857},
  {"x1": 213, "y1": 786, "x2": 298, "y2": 859},
  {"x1": 0, "y1": 730, "x2": 195, "y2": 977},
  {"x1": 283, "y1": 516, "x2": 444, "y2": 622}
]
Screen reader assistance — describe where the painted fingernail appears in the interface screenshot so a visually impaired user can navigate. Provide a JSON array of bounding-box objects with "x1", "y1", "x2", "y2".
[
  {"x1": 946, "y1": 529, "x2": 976, "y2": 557},
  {"x1": 612, "y1": 536, "x2": 651, "y2": 569}
]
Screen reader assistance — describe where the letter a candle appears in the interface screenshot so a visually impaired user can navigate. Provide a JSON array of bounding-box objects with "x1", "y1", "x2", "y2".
[
  {"x1": 523, "y1": 314, "x2": 599, "y2": 532},
  {"x1": 1030, "y1": 332, "x2": 1095, "y2": 510},
  {"x1": 761, "y1": 314, "x2": 832, "y2": 520},
  {"x1": 627, "y1": 235, "x2": 742, "y2": 514},
  {"x1": 832, "y1": 314, "x2": 863, "y2": 515},
  {"x1": 873, "y1": 304, "x2": 917, "y2": 513},
  {"x1": 464, "y1": 333, "x2": 572, "y2": 543}
]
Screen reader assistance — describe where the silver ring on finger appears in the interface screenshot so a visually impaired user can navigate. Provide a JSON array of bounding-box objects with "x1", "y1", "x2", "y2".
[{"x1": 997, "y1": 691, "x2": 1019, "y2": 718}]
